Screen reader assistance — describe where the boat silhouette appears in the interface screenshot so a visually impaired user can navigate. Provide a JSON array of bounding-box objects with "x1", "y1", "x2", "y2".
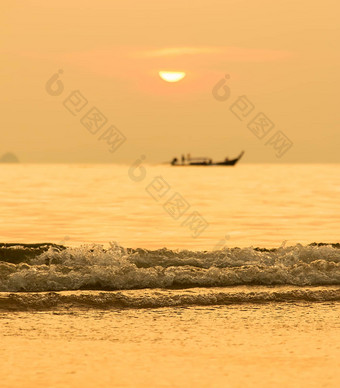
[{"x1": 171, "y1": 151, "x2": 244, "y2": 166}]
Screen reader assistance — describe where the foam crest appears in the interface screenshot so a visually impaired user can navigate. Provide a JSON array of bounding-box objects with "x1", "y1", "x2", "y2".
[{"x1": 0, "y1": 243, "x2": 340, "y2": 292}]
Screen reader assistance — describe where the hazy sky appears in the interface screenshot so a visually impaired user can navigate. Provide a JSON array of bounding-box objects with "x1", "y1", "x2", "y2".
[{"x1": 1, "y1": 0, "x2": 339, "y2": 163}]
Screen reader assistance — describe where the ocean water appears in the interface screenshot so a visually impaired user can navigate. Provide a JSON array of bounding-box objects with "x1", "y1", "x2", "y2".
[
  {"x1": 0, "y1": 163, "x2": 340, "y2": 387},
  {"x1": 0, "y1": 163, "x2": 339, "y2": 248}
]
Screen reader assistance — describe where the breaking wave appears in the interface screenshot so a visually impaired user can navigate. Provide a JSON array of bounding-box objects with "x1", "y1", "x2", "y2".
[{"x1": 1, "y1": 242, "x2": 340, "y2": 293}]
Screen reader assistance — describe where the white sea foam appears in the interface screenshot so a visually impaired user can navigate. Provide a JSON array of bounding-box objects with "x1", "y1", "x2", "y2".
[{"x1": 1, "y1": 243, "x2": 340, "y2": 292}]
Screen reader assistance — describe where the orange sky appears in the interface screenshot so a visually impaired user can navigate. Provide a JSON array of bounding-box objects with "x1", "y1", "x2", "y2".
[{"x1": 1, "y1": 0, "x2": 339, "y2": 162}]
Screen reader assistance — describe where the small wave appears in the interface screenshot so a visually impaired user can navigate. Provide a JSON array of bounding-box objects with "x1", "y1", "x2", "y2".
[
  {"x1": 1, "y1": 287, "x2": 340, "y2": 311},
  {"x1": 0, "y1": 242, "x2": 340, "y2": 292},
  {"x1": 0, "y1": 243, "x2": 66, "y2": 264}
]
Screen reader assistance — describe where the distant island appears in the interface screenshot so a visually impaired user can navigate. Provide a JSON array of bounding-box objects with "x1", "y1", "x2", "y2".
[{"x1": 0, "y1": 152, "x2": 20, "y2": 163}]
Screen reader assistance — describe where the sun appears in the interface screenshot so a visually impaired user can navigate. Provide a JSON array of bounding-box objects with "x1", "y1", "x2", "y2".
[{"x1": 159, "y1": 71, "x2": 186, "y2": 83}]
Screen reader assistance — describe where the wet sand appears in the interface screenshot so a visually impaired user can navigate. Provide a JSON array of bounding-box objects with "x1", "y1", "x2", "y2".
[{"x1": 1, "y1": 302, "x2": 340, "y2": 387}]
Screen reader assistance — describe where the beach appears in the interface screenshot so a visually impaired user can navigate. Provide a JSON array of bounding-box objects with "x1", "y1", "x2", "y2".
[
  {"x1": 3, "y1": 0, "x2": 339, "y2": 385},
  {"x1": 1, "y1": 300, "x2": 340, "y2": 387},
  {"x1": 0, "y1": 163, "x2": 339, "y2": 387}
]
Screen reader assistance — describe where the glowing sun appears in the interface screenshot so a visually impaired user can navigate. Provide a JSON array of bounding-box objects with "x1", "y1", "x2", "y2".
[{"x1": 159, "y1": 71, "x2": 186, "y2": 83}]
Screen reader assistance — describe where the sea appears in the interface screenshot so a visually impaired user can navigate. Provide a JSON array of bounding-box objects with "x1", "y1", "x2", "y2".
[{"x1": 0, "y1": 163, "x2": 339, "y2": 387}]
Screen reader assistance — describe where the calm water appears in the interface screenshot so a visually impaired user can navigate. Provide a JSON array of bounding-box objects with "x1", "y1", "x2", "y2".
[
  {"x1": 1, "y1": 163, "x2": 339, "y2": 387},
  {"x1": 0, "y1": 163, "x2": 339, "y2": 249}
]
